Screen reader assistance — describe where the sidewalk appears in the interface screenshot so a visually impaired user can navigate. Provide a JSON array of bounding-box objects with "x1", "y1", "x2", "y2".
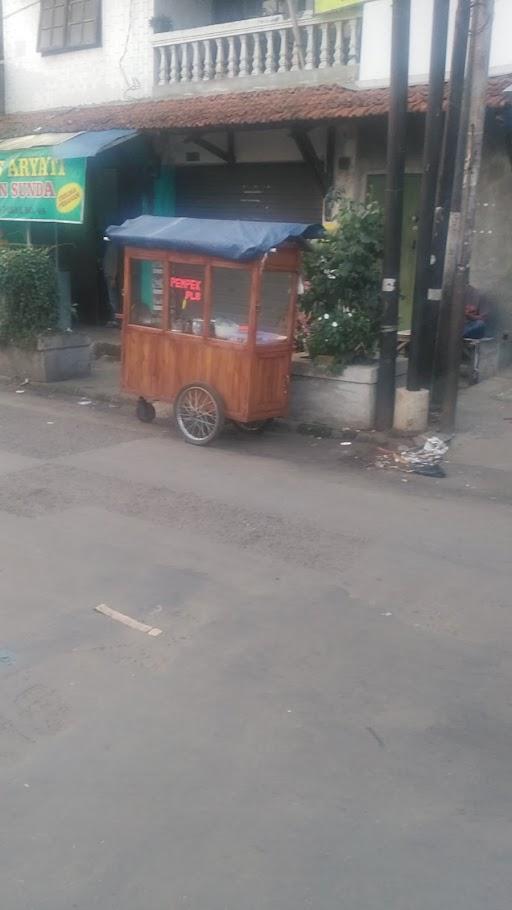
[
  {"x1": 5, "y1": 357, "x2": 129, "y2": 406},
  {"x1": 446, "y1": 368, "x2": 512, "y2": 480},
  {"x1": 2, "y1": 353, "x2": 511, "y2": 500}
]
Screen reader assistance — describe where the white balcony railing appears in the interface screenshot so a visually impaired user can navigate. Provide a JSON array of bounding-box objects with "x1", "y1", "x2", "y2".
[{"x1": 152, "y1": 11, "x2": 362, "y2": 91}]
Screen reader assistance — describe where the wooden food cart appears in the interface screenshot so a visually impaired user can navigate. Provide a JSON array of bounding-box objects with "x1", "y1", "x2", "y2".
[{"x1": 107, "y1": 216, "x2": 321, "y2": 445}]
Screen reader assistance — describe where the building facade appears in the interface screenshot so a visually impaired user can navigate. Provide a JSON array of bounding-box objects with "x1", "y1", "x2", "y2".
[{"x1": 1, "y1": 0, "x2": 512, "y2": 335}]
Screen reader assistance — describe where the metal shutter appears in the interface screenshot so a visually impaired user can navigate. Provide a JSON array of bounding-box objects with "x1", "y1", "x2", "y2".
[{"x1": 176, "y1": 163, "x2": 323, "y2": 223}]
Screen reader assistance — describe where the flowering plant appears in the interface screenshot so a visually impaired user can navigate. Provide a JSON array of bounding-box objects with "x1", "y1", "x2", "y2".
[
  {"x1": 307, "y1": 308, "x2": 378, "y2": 363},
  {"x1": 300, "y1": 198, "x2": 383, "y2": 368}
]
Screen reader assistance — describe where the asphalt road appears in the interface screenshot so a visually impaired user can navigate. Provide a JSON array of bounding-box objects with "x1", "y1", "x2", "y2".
[{"x1": 1, "y1": 389, "x2": 511, "y2": 910}]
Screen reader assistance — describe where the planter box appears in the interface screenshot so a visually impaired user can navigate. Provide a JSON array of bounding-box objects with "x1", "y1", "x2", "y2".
[
  {"x1": 0, "y1": 332, "x2": 92, "y2": 382},
  {"x1": 290, "y1": 356, "x2": 408, "y2": 430}
]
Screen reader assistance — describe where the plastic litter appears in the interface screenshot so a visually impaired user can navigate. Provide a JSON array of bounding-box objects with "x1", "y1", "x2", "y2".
[
  {"x1": 78, "y1": 399, "x2": 92, "y2": 406},
  {"x1": 340, "y1": 441, "x2": 352, "y2": 447},
  {"x1": 376, "y1": 436, "x2": 449, "y2": 478}
]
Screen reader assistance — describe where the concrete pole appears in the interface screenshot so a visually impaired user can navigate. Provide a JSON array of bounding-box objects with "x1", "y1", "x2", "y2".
[
  {"x1": 430, "y1": 0, "x2": 472, "y2": 406},
  {"x1": 375, "y1": 0, "x2": 411, "y2": 430},
  {"x1": 406, "y1": 0, "x2": 450, "y2": 391},
  {"x1": 439, "y1": 0, "x2": 495, "y2": 431}
]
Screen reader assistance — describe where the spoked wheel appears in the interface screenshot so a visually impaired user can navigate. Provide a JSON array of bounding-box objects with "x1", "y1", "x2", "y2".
[
  {"x1": 136, "y1": 397, "x2": 156, "y2": 423},
  {"x1": 234, "y1": 419, "x2": 273, "y2": 434},
  {"x1": 174, "y1": 383, "x2": 225, "y2": 446}
]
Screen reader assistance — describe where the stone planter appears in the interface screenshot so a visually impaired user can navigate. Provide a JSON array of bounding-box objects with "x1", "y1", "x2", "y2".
[
  {"x1": 290, "y1": 355, "x2": 407, "y2": 430},
  {"x1": 0, "y1": 332, "x2": 92, "y2": 382}
]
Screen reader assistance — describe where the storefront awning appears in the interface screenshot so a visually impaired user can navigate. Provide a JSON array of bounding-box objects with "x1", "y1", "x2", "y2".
[
  {"x1": 0, "y1": 129, "x2": 138, "y2": 225},
  {"x1": 0, "y1": 129, "x2": 138, "y2": 158},
  {"x1": 107, "y1": 215, "x2": 323, "y2": 262}
]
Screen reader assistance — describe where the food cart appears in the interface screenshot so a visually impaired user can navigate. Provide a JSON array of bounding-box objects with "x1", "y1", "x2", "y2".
[{"x1": 106, "y1": 216, "x2": 321, "y2": 445}]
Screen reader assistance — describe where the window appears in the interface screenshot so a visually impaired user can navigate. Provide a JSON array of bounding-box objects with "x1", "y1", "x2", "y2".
[
  {"x1": 210, "y1": 268, "x2": 251, "y2": 343},
  {"x1": 38, "y1": 0, "x2": 101, "y2": 54},
  {"x1": 129, "y1": 259, "x2": 164, "y2": 328},
  {"x1": 258, "y1": 271, "x2": 294, "y2": 343},
  {"x1": 169, "y1": 263, "x2": 205, "y2": 334}
]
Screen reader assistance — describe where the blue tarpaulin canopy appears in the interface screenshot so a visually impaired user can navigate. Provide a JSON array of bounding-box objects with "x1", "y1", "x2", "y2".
[{"x1": 106, "y1": 215, "x2": 323, "y2": 262}]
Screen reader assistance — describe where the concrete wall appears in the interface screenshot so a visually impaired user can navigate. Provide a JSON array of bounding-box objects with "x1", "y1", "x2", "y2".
[
  {"x1": 471, "y1": 113, "x2": 512, "y2": 335},
  {"x1": 166, "y1": 126, "x2": 328, "y2": 167},
  {"x1": 360, "y1": 0, "x2": 512, "y2": 85},
  {"x1": 4, "y1": 0, "x2": 154, "y2": 113},
  {"x1": 350, "y1": 116, "x2": 424, "y2": 200}
]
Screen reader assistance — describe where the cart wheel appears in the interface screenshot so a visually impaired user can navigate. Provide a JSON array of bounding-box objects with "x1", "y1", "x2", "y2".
[
  {"x1": 234, "y1": 419, "x2": 273, "y2": 434},
  {"x1": 174, "y1": 383, "x2": 225, "y2": 446},
  {"x1": 136, "y1": 397, "x2": 156, "y2": 423}
]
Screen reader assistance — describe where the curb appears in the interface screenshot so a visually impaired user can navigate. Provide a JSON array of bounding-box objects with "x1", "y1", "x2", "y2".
[{"x1": 0, "y1": 372, "x2": 424, "y2": 450}]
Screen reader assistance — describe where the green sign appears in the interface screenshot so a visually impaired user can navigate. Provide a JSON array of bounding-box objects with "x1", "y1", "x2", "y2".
[
  {"x1": 0, "y1": 148, "x2": 86, "y2": 223},
  {"x1": 315, "y1": 0, "x2": 364, "y2": 11}
]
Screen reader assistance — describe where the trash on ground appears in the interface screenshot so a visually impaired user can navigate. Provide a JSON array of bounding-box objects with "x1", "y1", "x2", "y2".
[
  {"x1": 15, "y1": 389, "x2": 25, "y2": 394},
  {"x1": 412, "y1": 463, "x2": 446, "y2": 478},
  {"x1": 340, "y1": 441, "x2": 352, "y2": 447},
  {"x1": 78, "y1": 398, "x2": 92, "y2": 406},
  {"x1": 95, "y1": 603, "x2": 163, "y2": 637},
  {"x1": 376, "y1": 435, "x2": 449, "y2": 478}
]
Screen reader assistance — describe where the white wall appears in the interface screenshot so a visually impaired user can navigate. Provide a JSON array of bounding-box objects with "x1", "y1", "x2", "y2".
[
  {"x1": 4, "y1": 0, "x2": 154, "y2": 113},
  {"x1": 167, "y1": 127, "x2": 329, "y2": 166},
  {"x1": 359, "y1": 0, "x2": 512, "y2": 85}
]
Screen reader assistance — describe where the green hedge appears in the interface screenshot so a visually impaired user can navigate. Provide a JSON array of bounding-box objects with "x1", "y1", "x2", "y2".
[{"x1": 0, "y1": 247, "x2": 59, "y2": 347}]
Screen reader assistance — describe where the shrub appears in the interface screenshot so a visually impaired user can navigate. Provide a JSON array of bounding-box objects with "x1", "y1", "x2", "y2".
[
  {"x1": 0, "y1": 247, "x2": 59, "y2": 347},
  {"x1": 301, "y1": 199, "x2": 383, "y2": 368},
  {"x1": 306, "y1": 307, "x2": 378, "y2": 363}
]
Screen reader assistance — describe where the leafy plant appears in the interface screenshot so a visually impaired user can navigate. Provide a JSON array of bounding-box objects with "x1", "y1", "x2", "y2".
[
  {"x1": 301, "y1": 198, "x2": 384, "y2": 368},
  {"x1": 0, "y1": 247, "x2": 59, "y2": 347},
  {"x1": 307, "y1": 307, "x2": 378, "y2": 363}
]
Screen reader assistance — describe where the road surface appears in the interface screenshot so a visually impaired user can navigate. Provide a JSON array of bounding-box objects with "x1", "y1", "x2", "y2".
[{"x1": 0, "y1": 389, "x2": 511, "y2": 910}]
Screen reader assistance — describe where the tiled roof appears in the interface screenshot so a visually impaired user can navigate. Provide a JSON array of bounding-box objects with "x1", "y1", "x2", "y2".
[{"x1": 0, "y1": 74, "x2": 510, "y2": 138}]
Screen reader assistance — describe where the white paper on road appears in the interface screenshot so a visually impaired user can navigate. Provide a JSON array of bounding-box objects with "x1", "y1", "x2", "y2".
[{"x1": 95, "y1": 603, "x2": 163, "y2": 637}]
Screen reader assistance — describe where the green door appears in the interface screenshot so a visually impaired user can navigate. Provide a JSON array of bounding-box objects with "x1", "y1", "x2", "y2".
[{"x1": 367, "y1": 174, "x2": 421, "y2": 330}]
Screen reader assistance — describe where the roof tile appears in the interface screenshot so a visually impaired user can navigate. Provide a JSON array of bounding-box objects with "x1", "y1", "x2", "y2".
[{"x1": 0, "y1": 75, "x2": 510, "y2": 138}]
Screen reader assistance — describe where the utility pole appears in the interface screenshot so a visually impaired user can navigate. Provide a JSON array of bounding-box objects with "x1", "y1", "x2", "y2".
[
  {"x1": 406, "y1": 0, "x2": 450, "y2": 391},
  {"x1": 375, "y1": 0, "x2": 411, "y2": 431},
  {"x1": 430, "y1": 0, "x2": 472, "y2": 405},
  {"x1": 438, "y1": 0, "x2": 495, "y2": 431}
]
